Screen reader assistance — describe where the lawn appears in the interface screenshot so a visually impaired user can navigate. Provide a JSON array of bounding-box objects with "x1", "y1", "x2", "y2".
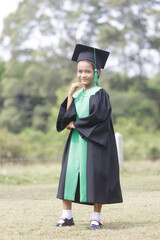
[{"x1": 0, "y1": 160, "x2": 160, "y2": 240}]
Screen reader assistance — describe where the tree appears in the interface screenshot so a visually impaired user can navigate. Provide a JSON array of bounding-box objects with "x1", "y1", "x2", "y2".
[
  {"x1": 146, "y1": 73, "x2": 160, "y2": 128},
  {"x1": 97, "y1": 0, "x2": 160, "y2": 87},
  {"x1": 0, "y1": 60, "x2": 5, "y2": 109},
  {"x1": 0, "y1": 0, "x2": 159, "y2": 132}
]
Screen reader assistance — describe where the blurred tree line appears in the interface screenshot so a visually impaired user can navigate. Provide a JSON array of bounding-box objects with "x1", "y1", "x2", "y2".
[{"x1": 0, "y1": 0, "x2": 160, "y2": 161}]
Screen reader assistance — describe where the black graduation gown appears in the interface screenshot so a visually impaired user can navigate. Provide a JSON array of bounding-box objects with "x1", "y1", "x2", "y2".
[{"x1": 56, "y1": 88, "x2": 123, "y2": 205}]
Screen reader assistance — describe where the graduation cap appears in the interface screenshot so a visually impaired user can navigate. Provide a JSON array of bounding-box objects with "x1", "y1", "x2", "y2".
[{"x1": 71, "y1": 44, "x2": 110, "y2": 83}]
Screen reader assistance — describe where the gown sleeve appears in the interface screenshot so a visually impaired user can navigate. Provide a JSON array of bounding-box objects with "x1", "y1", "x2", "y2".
[
  {"x1": 74, "y1": 89, "x2": 112, "y2": 147},
  {"x1": 56, "y1": 97, "x2": 77, "y2": 132}
]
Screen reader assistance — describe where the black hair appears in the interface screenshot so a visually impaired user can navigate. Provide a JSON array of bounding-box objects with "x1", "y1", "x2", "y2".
[{"x1": 86, "y1": 61, "x2": 101, "y2": 86}]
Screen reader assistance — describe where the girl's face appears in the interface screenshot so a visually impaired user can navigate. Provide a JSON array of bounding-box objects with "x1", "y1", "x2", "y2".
[{"x1": 77, "y1": 61, "x2": 95, "y2": 90}]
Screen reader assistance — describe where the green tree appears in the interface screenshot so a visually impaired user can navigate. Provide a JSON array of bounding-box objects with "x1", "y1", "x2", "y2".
[
  {"x1": 0, "y1": 60, "x2": 5, "y2": 109},
  {"x1": 146, "y1": 73, "x2": 160, "y2": 128},
  {"x1": 97, "y1": 0, "x2": 160, "y2": 87},
  {"x1": 0, "y1": 0, "x2": 159, "y2": 133}
]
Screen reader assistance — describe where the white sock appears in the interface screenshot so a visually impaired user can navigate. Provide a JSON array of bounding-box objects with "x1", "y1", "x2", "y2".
[
  {"x1": 62, "y1": 209, "x2": 72, "y2": 219},
  {"x1": 91, "y1": 212, "x2": 101, "y2": 225}
]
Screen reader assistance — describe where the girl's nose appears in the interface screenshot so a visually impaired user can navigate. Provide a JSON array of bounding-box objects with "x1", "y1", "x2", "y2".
[{"x1": 82, "y1": 72, "x2": 86, "y2": 77}]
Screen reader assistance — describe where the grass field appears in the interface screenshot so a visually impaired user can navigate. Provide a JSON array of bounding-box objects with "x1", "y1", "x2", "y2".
[{"x1": 0, "y1": 160, "x2": 160, "y2": 240}]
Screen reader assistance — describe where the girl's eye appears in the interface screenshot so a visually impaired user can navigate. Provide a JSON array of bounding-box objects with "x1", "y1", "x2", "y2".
[{"x1": 77, "y1": 70, "x2": 91, "y2": 73}]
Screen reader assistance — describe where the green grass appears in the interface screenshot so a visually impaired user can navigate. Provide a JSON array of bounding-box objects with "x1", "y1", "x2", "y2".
[
  {"x1": 0, "y1": 160, "x2": 160, "y2": 240},
  {"x1": 0, "y1": 163, "x2": 61, "y2": 185}
]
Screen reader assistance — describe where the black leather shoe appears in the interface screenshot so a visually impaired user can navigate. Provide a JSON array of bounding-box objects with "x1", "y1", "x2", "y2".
[
  {"x1": 53, "y1": 217, "x2": 75, "y2": 227},
  {"x1": 89, "y1": 220, "x2": 102, "y2": 230}
]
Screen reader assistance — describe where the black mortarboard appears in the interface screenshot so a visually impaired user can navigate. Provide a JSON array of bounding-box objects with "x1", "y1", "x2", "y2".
[{"x1": 71, "y1": 44, "x2": 110, "y2": 69}]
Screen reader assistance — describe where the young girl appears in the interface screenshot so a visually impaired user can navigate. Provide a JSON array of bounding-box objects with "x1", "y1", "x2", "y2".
[{"x1": 54, "y1": 44, "x2": 123, "y2": 230}]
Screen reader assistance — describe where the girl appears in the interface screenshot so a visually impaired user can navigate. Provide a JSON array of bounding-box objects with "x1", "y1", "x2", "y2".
[{"x1": 54, "y1": 44, "x2": 123, "y2": 230}]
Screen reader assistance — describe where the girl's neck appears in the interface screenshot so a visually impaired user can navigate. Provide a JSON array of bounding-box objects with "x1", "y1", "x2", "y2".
[{"x1": 83, "y1": 83, "x2": 95, "y2": 91}]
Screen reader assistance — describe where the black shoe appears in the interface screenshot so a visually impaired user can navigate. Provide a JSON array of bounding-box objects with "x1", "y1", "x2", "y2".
[
  {"x1": 53, "y1": 217, "x2": 75, "y2": 227},
  {"x1": 89, "y1": 219, "x2": 102, "y2": 230}
]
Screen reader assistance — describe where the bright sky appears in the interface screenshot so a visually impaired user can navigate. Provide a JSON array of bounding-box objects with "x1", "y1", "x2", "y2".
[{"x1": 0, "y1": 0, "x2": 21, "y2": 33}]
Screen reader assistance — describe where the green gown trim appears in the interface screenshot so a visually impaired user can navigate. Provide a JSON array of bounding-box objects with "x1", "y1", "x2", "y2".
[{"x1": 64, "y1": 85, "x2": 101, "y2": 202}]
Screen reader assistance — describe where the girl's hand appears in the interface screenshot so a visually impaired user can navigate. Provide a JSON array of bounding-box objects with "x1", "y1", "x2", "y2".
[
  {"x1": 68, "y1": 82, "x2": 82, "y2": 96},
  {"x1": 66, "y1": 121, "x2": 75, "y2": 130},
  {"x1": 67, "y1": 82, "x2": 82, "y2": 110}
]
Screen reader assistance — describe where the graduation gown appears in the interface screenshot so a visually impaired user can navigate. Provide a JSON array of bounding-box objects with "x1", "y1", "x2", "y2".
[{"x1": 56, "y1": 85, "x2": 123, "y2": 205}]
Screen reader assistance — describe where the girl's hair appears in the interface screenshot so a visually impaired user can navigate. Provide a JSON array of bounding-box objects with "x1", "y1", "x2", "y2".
[{"x1": 86, "y1": 61, "x2": 101, "y2": 86}]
